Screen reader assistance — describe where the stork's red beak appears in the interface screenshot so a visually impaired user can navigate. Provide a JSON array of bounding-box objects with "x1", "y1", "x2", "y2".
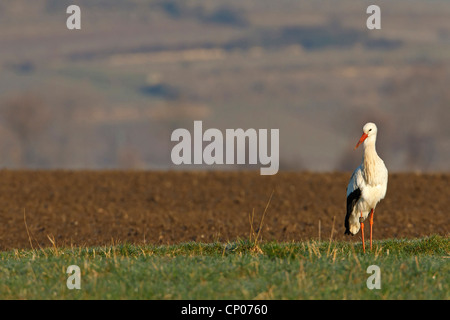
[{"x1": 355, "y1": 133, "x2": 368, "y2": 149}]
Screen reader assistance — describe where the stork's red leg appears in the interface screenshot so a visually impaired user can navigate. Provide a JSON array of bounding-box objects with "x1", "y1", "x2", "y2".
[
  {"x1": 369, "y1": 209, "x2": 374, "y2": 251},
  {"x1": 360, "y1": 211, "x2": 365, "y2": 253}
]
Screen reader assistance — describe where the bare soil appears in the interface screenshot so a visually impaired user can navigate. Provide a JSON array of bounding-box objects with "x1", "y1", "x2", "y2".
[{"x1": 0, "y1": 170, "x2": 448, "y2": 250}]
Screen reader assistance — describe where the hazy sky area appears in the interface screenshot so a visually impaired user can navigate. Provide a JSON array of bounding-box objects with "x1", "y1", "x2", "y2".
[{"x1": 0, "y1": 0, "x2": 449, "y2": 172}]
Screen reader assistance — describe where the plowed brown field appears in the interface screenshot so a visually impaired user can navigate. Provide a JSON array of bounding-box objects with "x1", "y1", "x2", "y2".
[{"x1": 0, "y1": 171, "x2": 448, "y2": 250}]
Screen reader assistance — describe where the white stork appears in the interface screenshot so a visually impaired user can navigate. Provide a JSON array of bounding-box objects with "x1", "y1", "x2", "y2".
[{"x1": 345, "y1": 122, "x2": 388, "y2": 253}]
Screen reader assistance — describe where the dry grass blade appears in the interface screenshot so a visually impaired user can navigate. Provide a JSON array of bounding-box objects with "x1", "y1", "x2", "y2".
[
  {"x1": 248, "y1": 189, "x2": 275, "y2": 254},
  {"x1": 248, "y1": 208, "x2": 256, "y2": 243},
  {"x1": 47, "y1": 234, "x2": 59, "y2": 256},
  {"x1": 327, "y1": 216, "x2": 336, "y2": 257},
  {"x1": 318, "y1": 219, "x2": 321, "y2": 242},
  {"x1": 23, "y1": 209, "x2": 34, "y2": 251},
  {"x1": 254, "y1": 189, "x2": 275, "y2": 244}
]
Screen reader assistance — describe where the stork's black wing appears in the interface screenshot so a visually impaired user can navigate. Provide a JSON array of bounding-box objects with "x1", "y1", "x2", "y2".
[{"x1": 344, "y1": 188, "x2": 361, "y2": 235}]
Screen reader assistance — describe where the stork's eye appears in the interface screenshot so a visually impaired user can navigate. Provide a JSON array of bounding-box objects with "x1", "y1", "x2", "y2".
[{"x1": 369, "y1": 129, "x2": 372, "y2": 131}]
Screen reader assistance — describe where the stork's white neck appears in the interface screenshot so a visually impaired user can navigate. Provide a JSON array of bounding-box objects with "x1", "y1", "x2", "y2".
[
  {"x1": 363, "y1": 136, "x2": 380, "y2": 185},
  {"x1": 363, "y1": 135, "x2": 377, "y2": 153}
]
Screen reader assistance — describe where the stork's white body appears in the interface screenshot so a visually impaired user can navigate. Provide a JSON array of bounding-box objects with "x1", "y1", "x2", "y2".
[{"x1": 345, "y1": 123, "x2": 388, "y2": 236}]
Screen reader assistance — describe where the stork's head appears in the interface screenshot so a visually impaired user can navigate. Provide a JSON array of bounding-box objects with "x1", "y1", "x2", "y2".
[{"x1": 355, "y1": 122, "x2": 377, "y2": 149}]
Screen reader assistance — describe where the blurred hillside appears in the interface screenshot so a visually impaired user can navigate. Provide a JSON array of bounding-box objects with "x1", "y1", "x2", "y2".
[{"x1": 0, "y1": 0, "x2": 449, "y2": 171}]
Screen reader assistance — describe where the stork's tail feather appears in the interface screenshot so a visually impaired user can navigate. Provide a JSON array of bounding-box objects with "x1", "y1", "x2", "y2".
[{"x1": 344, "y1": 228, "x2": 353, "y2": 236}]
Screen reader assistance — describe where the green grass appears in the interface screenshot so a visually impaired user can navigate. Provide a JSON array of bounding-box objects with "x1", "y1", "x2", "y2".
[{"x1": 0, "y1": 235, "x2": 448, "y2": 299}]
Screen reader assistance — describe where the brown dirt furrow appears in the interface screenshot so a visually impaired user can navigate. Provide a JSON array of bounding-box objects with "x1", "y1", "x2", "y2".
[{"x1": 0, "y1": 170, "x2": 448, "y2": 250}]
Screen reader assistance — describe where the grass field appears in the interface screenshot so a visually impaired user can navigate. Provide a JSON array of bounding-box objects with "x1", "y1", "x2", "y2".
[{"x1": 0, "y1": 235, "x2": 448, "y2": 300}]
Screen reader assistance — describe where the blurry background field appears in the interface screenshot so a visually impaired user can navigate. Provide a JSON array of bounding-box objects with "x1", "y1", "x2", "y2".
[{"x1": 0, "y1": 0, "x2": 449, "y2": 171}]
